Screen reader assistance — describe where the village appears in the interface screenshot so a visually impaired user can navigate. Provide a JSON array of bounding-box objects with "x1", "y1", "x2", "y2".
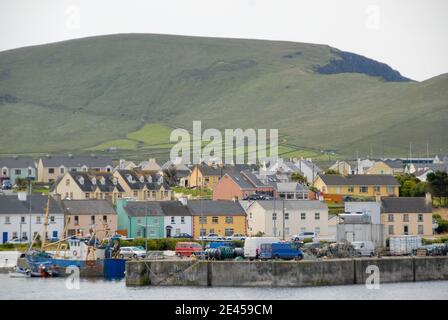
[{"x1": 0, "y1": 153, "x2": 447, "y2": 265}]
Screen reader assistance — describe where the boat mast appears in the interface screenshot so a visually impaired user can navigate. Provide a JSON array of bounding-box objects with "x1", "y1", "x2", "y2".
[{"x1": 41, "y1": 196, "x2": 51, "y2": 250}]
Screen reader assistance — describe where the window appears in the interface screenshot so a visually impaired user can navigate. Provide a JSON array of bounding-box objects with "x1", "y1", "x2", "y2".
[
  {"x1": 403, "y1": 214, "x2": 409, "y2": 222},
  {"x1": 65, "y1": 179, "x2": 70, "y2": 186},
  {"x1": 284, "y1": 227, "x2": 290, "y2": 236},
  {"x1": 133, "y1": 191, "x2": 138, "y2": 198},
  {"x1": 137, "y1": 230, "x2": 142, "y2": 237},
  {"x1": 314, "y1": 227, "x2": 320, "y2": 235},
  {"x1": 74, "y1": 216, "x2": 79, "y2": 225},
  {"x1": 301, "y1": 213, "x2": 306, "y2": 220},
  {"x1": 12, "y1": 232, "x2": 18, "y2": 239},
  {"x1": 388, "y1": 214, "x2": 394, "y2": 222},
  {"x1": 181, "y1": 216, "x2": 185, "y2": 224},
  {"x1": 404, "y1": 225, "x2": 409, "y2": 235},
  {"x1": 209, "y1": 228, "x2": 215, "y2": 234},
  {"x1": 28, "y1": 169, "x2": 32, "y2": 175},
  {"x1": 15, "y1": 169, "x2": 21, "y2": 175},
  {"x1": 21, "y1": 216, "x2": 26, "y2": 223},
  {"x1": 225, "y1": 228, "x2": 234, "y2": 236},
  {"x1": 4, "y1": 216, "x2": 10, "y2": 224},
  {"x1": 359, "y1": 186, "x2": 368, "y2": 193},
  {"x1": 212, "y1": 216, "x2": 219, "y2": 224},
  {"x1": 36, "y1": 216, "x2": 41, "y2": 224},
  {"x1": 387, "y1": 186, "x2": 395, "y2": 194},
  {"x1": 60, "y1": 168, "x2": 65, "y2": 174},
  {"x1": 374, "y1": 186, "x2": 381, "y2": 193},
  {"x1": 149, "y1": 229, "x2": 156, "y2": 237},
  {"x1": 48, "y1": 168, "x2": 55, "y2": 174},
  {"x1": 225, "y1": 216, "x2": 233, "y2": 224},
  {"x1": 272, "y1": 212, "x2": 277, "y2": 221},
  {"x1": 137, "y1": 218, "x2": 142, "y2": 224},
  {"x1": 418, "y1": 225, "x2": 424, "y2": 235},
  {"x1": 315, "y1": 213, "x2": 320, "y2": 220},
  {"x1": 284, "y1": 213, "x2": 289, "y2": 220},
  {"x1": 85, "y1": 193, "x2": 90, "y2": 199},
  {"x1": 22, "y1": 232, "x2": 27, "y2": 239},
  {"x1": 2, "y1": 169, "x2": 7, "y2": 175},
  {"x1": 388, "y1": 225, "x2": 394, "y2": 235},
  {"x1": 50, "y1": 216, "x2": 55, "y2": 224},
  {"x1": 418, "y1": 214, "x2": 424, "y2": 222},
  {"x1": 199, "y1": 216, "x2": 207, "y2": 224},
  {"x1": 171, "y1": 216, "x2": 175, "y2": 224},
  {"x1": 103, "y1": 215, "x2": 107, "y2": 223},
  {"x1": 153, "y1": 218, "x2": 159, "y2": 224},
  {"x1": 348, "y1": 186, "x2": 354, "y2": 193},
  {"x1": 200, "y1": 228, "x2": 207, "y2": 236}
]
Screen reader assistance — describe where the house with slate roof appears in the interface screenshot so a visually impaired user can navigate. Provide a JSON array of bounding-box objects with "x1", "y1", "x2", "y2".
[
  {"x1": 51, "y1": 171, "x2": 125, "y2": 204},
  {"x1": 187, "y1": 163, "x2": 257, "y2": 189},
  {"x1": 37, "y1": 154, "x2": 113, "y2": 183},
  {"x1": 0, "y1": 194, "x2": 64, "y2": 243},
  {"x1": 116, "y1": 199, "x2": 192, "y2": 238},
  {"x1": 380, "y1": 196, "x2": 433, "y2": 237},
  {"x1": 113, "y1": 170, "x2": 172, "y2": 201},
  {"x1": 0, "y1": 157, "x2": 36, "y2": 184}
]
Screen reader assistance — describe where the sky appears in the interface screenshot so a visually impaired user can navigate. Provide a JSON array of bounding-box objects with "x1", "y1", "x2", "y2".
[{"x1": 1, "y1": 0, "x2": 447, "y2": 81}]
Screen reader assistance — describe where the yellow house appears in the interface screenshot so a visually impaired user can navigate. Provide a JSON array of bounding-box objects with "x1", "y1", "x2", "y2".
[
  {"x1": 381, "y1": 197, "x2": 433, "y2": 237},
  {"x1": 314, "y1": 174, "x2": 400, "y2": 197},
  {"x1": 188, "y1": 164, "x2": 224, "y2": 189},
  {"x1": 51, "y1": 171, "x2": 125, "y2": 204},
  {"x1": 187, "y1": 200, "x2": 247, "y2": 238},
  {"x1": 365, "y1": 161, "x2": 394, "y2": 175}
]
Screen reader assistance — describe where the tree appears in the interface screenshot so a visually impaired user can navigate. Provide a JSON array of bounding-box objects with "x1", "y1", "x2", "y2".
[
  {"x1": 427, "y1": 171, "x2": 448, "y2": 207},
  {"x1": 396, "y1": 173, "x2": 427, "y2": 197},
  {"x1": 14, "y1": 177, "x2": 29, "y2": 191},
  {"x1": 291, "y1": 172, "x2": 307, "y2": 185},
  {"x1": 324, "y1": 169, "x2": 340, "y2": 175}
]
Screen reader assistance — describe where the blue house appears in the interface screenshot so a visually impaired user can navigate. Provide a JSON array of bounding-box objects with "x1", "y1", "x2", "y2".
[{"x1": 0, "y1": 157, "x2": 36, "y2": 185}]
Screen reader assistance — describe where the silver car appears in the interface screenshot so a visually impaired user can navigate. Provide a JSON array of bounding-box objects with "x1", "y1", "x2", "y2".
[{"x1": 119, "y1": 246, "x2": 146, "y2": 259}]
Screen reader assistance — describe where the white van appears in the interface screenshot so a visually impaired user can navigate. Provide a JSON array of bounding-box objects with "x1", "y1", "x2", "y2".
[
  {"x1": 244, "y1": 237, "x2": 280, "y2": 259},
  {"x1": 352, "y1": 241, "x2": 375, "y2": 257}
]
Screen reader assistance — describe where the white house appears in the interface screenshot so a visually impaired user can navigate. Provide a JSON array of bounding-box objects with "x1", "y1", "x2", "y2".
[
  {"x1": 161, "y1": 200, "x2": 193, "y2": 237},
  {"x1": 244, "y1": 200, "x2": 332, "y2": 239},
  {"x1": 295, "y1": 159, "x2": 322, "y2": 184},
  {"x1": 0, "y1": 193, "x2": 65, "y2": 243}
]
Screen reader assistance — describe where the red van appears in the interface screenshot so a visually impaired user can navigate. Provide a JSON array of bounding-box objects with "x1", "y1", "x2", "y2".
[{"x1": 175, "y1": 242, "x2": 203, "y2": 257}]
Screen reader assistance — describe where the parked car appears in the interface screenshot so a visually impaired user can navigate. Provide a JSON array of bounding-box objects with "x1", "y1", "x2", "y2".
[
  {"x1": 244, "y1": 237, "x2": 280, "y2": 259},
  {"x1": 1, "y1": 180, "x2": 12, "y2": 190},
  {"x1": 175, "y1": 242, "x2": 203, "y2": 257},
  {"x1": 7, "y1": 238, "x2": 29, "y2": 244},
  {"x1": 225, "y1": 233, "x2": 246, "y2": 241},
  {"x1": 352, "y1": 241, "x2": 375, "y2": 257},
  {"x1": 260, "y1": 242, "x2": 304, "y2": 260},
  {"x1": 199, "y1": 233, "x2": 223, "y2": 241},
  {"x1": 292, "y1": 232, "x2": 317, "y2": 241},
  {"x1": 119, "y1": 246, "x2": 146, "y2": 259},
  {"x1": 172, "y1": 233, "x2": 193, "y2": 239}
]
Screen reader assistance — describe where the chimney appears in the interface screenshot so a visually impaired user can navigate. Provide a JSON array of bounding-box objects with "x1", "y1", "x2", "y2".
[
  {"x1": 179, "y1": 196, "x2": 188, "y2": 206},
  {"x1": 425, "y1": 192, "x2": 432, "y2": 206}
]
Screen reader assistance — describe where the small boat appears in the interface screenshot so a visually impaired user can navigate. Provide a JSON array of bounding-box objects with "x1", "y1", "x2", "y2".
[{"x1": 9, "y1": 267, "x2": 31, "y2": 278}]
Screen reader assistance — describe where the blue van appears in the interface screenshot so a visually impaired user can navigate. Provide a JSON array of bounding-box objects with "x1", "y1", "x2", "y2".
[{"x1": 259, "y1": 242, "x2": 304, "y2": 260}]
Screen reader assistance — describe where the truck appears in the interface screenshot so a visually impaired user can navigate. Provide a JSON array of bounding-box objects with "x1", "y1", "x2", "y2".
[
  {"x1": 389, "y1": 235, "x2": 422, "y2": 255},
  {"x1": 259, "y1": 242, "x2": 304, "y2": 260},
  {"x1": 243, "y1": 237, "x2": 280, "y2": 259}
]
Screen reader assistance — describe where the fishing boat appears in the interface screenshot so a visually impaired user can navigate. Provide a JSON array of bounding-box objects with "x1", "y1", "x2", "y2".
[{"x1": 24, "y1": 196, "x2": 125, "y2": 278}]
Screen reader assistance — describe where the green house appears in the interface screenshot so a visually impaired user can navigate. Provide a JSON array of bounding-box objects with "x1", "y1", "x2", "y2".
[{"x1": 116, "y1": 199, "x2": 165, "y2": 238}]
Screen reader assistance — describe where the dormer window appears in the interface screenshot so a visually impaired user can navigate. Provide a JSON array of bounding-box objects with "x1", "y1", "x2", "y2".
[
  {"x1": 100, "y1": 177, "x2": 106, "y2": 185},
  {"x1": 126, "y1": 174, "x2": 133, "y2": 183},
  {"x1": 91, "y1": 177, "x2": 97, "y2": 185},
  {"x1": 112, "y1": 177, "x2": 118, "y2": 185},
  {"x1": 78, "y1": 176, "x2": 84, "y2": 185},
  {"x1": 139, "y1": 176, "x2": 145, "y2": 183},
  {"x1": 147, "y1": 176, "x2": 152, "y2": 183}
]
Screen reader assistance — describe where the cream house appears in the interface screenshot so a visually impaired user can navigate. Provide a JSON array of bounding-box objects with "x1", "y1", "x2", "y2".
[
  {"x1": 243, "y1": 200, "x2": 333, "y2": 239},
  {"x1": 37, "y1": 154, "x2": 113, "y2": 183},
  {"x1": 113, "y1": 170, "x2": 172, "y2": 201}
]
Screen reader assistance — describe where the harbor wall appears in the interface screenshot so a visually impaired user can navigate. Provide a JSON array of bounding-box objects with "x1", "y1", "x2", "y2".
[{"x1": 126, "y1": 256, "x2": 448, "y2": 287}]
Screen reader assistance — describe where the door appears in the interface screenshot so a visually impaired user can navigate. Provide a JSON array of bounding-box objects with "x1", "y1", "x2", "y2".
[
  {"x1": 52, "y1": 230, "x2": 58, "y2": 239},
  {"x1": 2, "y1": 232, "x2": 7, "y2": 244},
  {"x1": 166, "y1": 227, "x2": 172, "y2": 238},
  {"x1": 404, "y1": 225, "x2": 409, "y2": 235}
]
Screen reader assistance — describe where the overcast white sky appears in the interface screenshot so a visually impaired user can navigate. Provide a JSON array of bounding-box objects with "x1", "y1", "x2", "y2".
[{"x1": 1, "y1": 0, "x2": 447, "y2": 81}]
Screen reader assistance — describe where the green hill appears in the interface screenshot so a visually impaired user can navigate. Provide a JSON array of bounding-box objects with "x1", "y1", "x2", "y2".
[{"x1": 0, "y1": 33, "x2": 447, "y2": 160}]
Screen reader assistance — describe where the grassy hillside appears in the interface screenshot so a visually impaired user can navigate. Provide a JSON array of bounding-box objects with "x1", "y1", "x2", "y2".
[{"x1": 0, "y1": 33, "x2": 447, "y2": 160}]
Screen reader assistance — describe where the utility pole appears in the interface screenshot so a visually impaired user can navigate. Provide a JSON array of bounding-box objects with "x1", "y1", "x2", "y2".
[{"x1": 282, "y1": 198, "x2": 285, "y2": 241}]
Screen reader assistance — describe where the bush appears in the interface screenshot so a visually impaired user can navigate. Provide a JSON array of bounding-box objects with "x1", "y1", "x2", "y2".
[{"x1": 436, "y1": 220, "x2": 448, "y2": 234}]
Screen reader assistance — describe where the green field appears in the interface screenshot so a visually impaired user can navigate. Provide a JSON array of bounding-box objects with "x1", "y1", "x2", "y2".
[{"x1": 0, "y1": 33, "x2": 447, "y2": 159}]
